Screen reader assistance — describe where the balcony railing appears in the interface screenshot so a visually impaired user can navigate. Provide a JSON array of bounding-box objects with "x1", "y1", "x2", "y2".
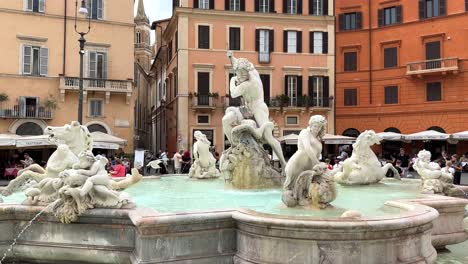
[
  {"x1": 224, "y1": 96, "x2": 242, "y2": 107},
  {"x1": 407, "y1": 57, "x2": 459, "y2": 76},
  {"x1": 0, "y1": 105, "x2": 53, "y2": 119},
  {"x1": 60, "y1": 76, "x2": 132, "y2": 93},
  {"x1": 191, "y1": 95, "x2": 217, "y2": 108},
  {"x1": 259, "y1": 51, "x2": 271, "y2": 63},
  {"x1": 269, "y1": 96, "x2": 331, "y2": 108}
]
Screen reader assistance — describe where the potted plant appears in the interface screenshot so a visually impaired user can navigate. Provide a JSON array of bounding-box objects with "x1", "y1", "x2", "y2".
[
  {"x1": 300, "y1": 95, "x2": 308, "y2": 107},
  {"x1": 0, "y1": 92, "x2": 8, "y2": 117},
  {"x1": 43, "y1": 97, "x2": 58, "y2": 110},
  {"x1": 209, "y1": 92, "x2": 219, "y2": 99},
  {"x1": 277, "y1": 94, "x2": 290, "y2": 107}
]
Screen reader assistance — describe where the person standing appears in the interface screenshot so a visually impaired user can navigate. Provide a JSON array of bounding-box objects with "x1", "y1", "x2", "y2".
[
  {"x1": 451, "y1": 154, "x2": 462, "y2": 185},
  {"x1": 396, "y1": 148, "x2": 409, "y2": 178},
  {"x1": 172, "y1": 150, "x2": 183, "y2": 174},
  {"x1": 110, "y1": 159, "x2": 126, "y2": 177}
]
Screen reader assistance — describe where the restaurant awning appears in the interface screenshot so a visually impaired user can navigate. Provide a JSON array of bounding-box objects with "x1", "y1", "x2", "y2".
[
  {"x1": 91, "y1": 132, "x2": 127, "y2": 150},
  {"x1": 277, "y1": 133, "x2": 355, "y2": 145},
  {"x1": 0, "y1": 134, "x2": 21, "y2": 146},
  {"x1": 451, "y1": 131, "x2": 468, "y2": 140},
  {"x1": 377, "y1": 132, "x2": 404, "y2": 141},
  {"x1": 404, "y1": 130, "x2": 450, "y2": 141}
]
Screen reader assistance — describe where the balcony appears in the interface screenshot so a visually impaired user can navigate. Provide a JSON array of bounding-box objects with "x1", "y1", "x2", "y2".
[
  {"x1": 269, "y1": 96, "x2": 331, "y2": 112},
  {"x1": 407, "y1": 57, "x2": 459, "y2": 77},
  {"x1": 0, "y1": 105, "x2": 53, "y2": 120},
  {"x1": 258, "y1": 51, "x2": 271, "y2": 64},
  {"x1": 223, "y1": 96, "x2": 242, "y2": 108},
  {"x1": 191, "y1": 95, "x2": 217, "y2": 111},
  {"x1": 60, "y1": 76, "x2": 133, "y2": 104}
]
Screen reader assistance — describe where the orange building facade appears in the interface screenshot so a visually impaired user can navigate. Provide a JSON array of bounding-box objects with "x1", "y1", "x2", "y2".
[
  {"x1": 151, "y1": 0, "x2": 335, "y2": 155},
  {"x1": 335, "y1": 0, "x2": 468, "y2": 154}
]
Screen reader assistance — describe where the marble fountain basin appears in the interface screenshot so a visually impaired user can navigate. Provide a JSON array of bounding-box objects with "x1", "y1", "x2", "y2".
[{"x1": 0, "y1": 176, "x2": 466, "y2": 264}]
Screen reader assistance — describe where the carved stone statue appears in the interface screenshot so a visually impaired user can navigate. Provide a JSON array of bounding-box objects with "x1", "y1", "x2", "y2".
[
  {"x1": 1, "y1": 122, "x2": 142, "y2": 224},
  {"x1": 220, "y1": 52, "x2": 283, "y2": 188},
  {"x1": 282, "y1": 115, "x2": 337, "y2": 208},
  {"x1": 334, "y1": 130, "x2": 401, "y2": 185},
  {"x1": 189, "y1": 131, "x2": 220, "y2": 179},
  {"x1": 413, "y1": 150, "x2": 462, "y2": 195}
]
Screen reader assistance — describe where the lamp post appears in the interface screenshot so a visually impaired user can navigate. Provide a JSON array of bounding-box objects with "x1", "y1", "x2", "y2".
[{"x1": 74, "y1": 0, "x2": 91, "y2": 124}]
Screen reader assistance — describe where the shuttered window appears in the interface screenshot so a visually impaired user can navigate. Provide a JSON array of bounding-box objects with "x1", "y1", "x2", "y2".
[
  {"x1": 89, "y1": 100, "x2": 103, "y2": 117},
  {"x1": 25, "y1": 0, "x2": 45, "y2": 12},
  {"x1": 257, "y1": 29, "x2": 273, "y2": 63},
  {"x1": 229, "y1": 27, "x2": 241, "y2": 50},
  {"x1": 256, "y1": 0, "x2": 275, "y2": 12},
  {"x1": 384, "y1": 47, "x2": 397, "y2": 68},
  {"x1": 260, "y1": 74, "x2": 271, "y2": 103},
  {"x1": 344, "y1": 52, "x2": 357, "y2": 72},
  {"x1": 284, "y1": 0, "x2": 302, "y2": 14},
  {"x1": 22, "y1": 45, "x2": 48, "y2": 76},
  {"x1": 384, "y1": 86, "x2": 398, "y2": 104},
  {"x1": 308, "y1": 76, "x2": 329, "y2": 107},
  {"x1": 310, "y1": 32, "x2": 328, "y2": 54},
  {"x1": 87, "y1": 0, "x2": 104, "y2": 20},
  {"x1": 426, "y1": 82, "x2": 442, "y2": 101},
  {"x1": 87, "y1": 51, "x2": 107, "y2": 79},
  {"x1": 284, "y1": 31, "x2": 302, "y2": 53},
  {"x1": 197, "y1": 0, "x2": 209, "y2": 9},
  {"x1": 378, "y1": 6, "x2": 402, "y2": 26},
  {"x1": 309, "y1": 0, "x2": 327, "y2": 15},
  {"x1": 198, "y1": 25, "x2": 210, "y2": 49},
  {"x1": 419, "y1": 0, "x2": 446, "y2": 19},
  {"x1": 338, "y1": 12, "x2": 362, "y2": 31},
  {"x1": 226, "y1": 0, "x2": 244, "y2": 11},
  {"x1": 344, "y1": 89, "x2": 358, "y2": 106}
]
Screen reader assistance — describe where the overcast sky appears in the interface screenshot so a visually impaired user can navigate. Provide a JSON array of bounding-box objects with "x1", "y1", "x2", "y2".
[{"x1": 134, "y1": 0, "x2": 173, "y2": 43}]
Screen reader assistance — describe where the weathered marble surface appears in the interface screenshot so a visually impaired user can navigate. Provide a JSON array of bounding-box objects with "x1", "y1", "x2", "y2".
[
  {"x1": 0, "y1": 193, "x2": 466, "y2": 264},
  {"x1": 334, "y1": 130, "x2": 401, "y2": 185},
  {"x1": 189, "y1": 131, "x2": 220, "y2": 179}
]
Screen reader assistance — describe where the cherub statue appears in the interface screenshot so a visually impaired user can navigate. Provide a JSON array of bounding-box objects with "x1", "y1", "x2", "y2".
[
  {"x1": 189, "y1": 131, "x2": 220, "y2": 179},
  {"x1": 413, "y1": 149, "x2": 456, "y2": 195},
  {"x1": 223, "y1": 51, "x2": 286, "y2": 168},
  {"x1": 76, "y1": 155, "x2": 111, "y2": 197}
]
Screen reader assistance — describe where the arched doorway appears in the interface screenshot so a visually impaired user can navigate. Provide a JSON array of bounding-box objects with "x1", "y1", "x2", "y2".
[
  {"x1": 342, "y1": 128, "x2": 360, "y2": 138},
  {"x1": 15, "y1": 122, "x2": 43, "y2": 136},
  {"x1": 88, "y1": 124, "x2": 108, "y2": 134},
  {"x1": 383, "y1": 127, "x2": 402, "y2": 159},
  {"x1": 427, "y1": 126, "x2": 445, "y2": 133}
]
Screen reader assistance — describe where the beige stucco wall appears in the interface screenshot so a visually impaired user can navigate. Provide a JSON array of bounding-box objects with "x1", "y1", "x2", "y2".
[{"x1": 0, "y1": 0, "x2": 135, "y2": 152}]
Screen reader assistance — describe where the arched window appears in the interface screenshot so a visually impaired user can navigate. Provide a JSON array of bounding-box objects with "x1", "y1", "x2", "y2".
[
  {"x1": 88, "y1": 124, "x2": 108, "y2": 134},
  {"x1": 16, "y1": 122, "x2": 43, "y2": 136},
  {"x1": 384, "y1": 127, "x2": 401, "y2": 133},
  {"x1": 342, "y1": 128, "x2": 360, "y2": 138},
  {"x1": 136, "y1": 30, "x2": 141, "y2": 44},
  {"x1": 427, "y1": 126, "x2": 445, "y2": 133}
]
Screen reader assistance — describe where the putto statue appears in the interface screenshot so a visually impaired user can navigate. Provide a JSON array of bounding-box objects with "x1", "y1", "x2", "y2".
[
  {"x1": 0, "y1": 121, "x2": 142, "y2": 224},
  {"x1": 282, "y1": 115, "x2": 337, "y2": 208},
  {"x1": 189, "y1": 131, "x2": 220, "y2": 179},
  {"x1": 413, "y1": 149, "x2": 461, "y2": 195},
  {"x1": 220, "y1": 52, "x2": 283, "y2": 188},
  {"x1": 334, "y1": 130, "x2": 401, "y2": 185}
]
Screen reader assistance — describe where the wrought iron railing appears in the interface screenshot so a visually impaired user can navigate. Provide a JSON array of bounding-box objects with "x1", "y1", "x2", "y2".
[{"x1": 0, "y1": 105, "x2": 53, "y2": 119}]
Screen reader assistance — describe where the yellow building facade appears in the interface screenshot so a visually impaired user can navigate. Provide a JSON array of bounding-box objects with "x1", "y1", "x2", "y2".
[{"x1": 0, "y1": 0, "x2": 135, "y2": 157}]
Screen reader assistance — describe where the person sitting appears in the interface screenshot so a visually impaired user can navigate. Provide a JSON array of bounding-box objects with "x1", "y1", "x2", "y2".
[
  {"x1": 386, "y1": 160, "x2": 402, "y2": 178},
  {"x1": 110, "y1": 159, "x2": 126, "y2": 177},
  {"x1": 20, "y1": 153, "x2": 35, "y2": 168}
]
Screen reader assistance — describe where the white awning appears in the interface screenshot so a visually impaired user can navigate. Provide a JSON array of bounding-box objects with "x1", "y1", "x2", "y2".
[
  {"x1": 452, "y1": 131, "x2": 468, "y2": 140},
  {"x1": 404, "y1": 130, "x2": 449, "y2": 141},
  {"x1": 377, "y1": 132, "x2": 404, "y2": 141},
  {"x1": 277, "y1": 133, "x2": 355, "y2": 145},
  {"x1": 0, "y1": 134, "x2": 21, "y2": 146},
  {"x1": 91, "y1": 132, "x2": 127, "y2": 149},
  {"x1": 16, "y1": 135, "x2": 53, "y2": 147}
]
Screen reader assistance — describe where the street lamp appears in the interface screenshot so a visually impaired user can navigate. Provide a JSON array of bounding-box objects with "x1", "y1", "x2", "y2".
[{"x1": 74, "y1": 0, "x2": 91, "y2": 124}]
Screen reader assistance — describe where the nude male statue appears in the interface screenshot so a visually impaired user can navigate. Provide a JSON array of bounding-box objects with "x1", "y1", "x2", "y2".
[{"x1": 223, "y1": 51, "x2": 287, "y2": 168}]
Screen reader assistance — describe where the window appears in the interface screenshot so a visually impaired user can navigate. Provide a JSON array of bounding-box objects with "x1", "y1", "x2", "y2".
[
  {"x1": 384, "y1": 47, "x2": 397, "y2": 68},
  {"x1": 136, "y1": 31, "x2": 141, "y2": 44},
  {"x1": 308, "y1": 76, "x2": 329, "y2": 107},
  {"x1": 197, "y1": 115, "x2": 209, "y2": 124},
  {"x1": 384, "y1": 86, "x2": 398, "y2": 104},
  {"x1": 283, "y1": 0, "x2": 302, "y2": 14},
  {"x1": 466, "y1": 0, "x2": 468, "y2": 12},
  {"x1": 197, "y1": 72, "x2": 210, "y2": 105},
  {"x1": 426, "y1": 82, "x2": 441, "y2": 101},
  {"x1": 310, "y1": 32, "x2": 327, "y2": 54},
  {"x1": 284, "y1": 31, "x2": 302, "y2": 53},
  {"x1": 198, "y1": 0, "x2": 209, "y2": 9},
  {"x1": 22, "y1": 45, "x2": 48, "y2": 76},
  {"x1": 378, "y1": 6, "x2": 401, "y2": 26},
  {"x1": 286, "y1": 116, "x2": 298, "y2": 125},
  {"x1": 16, "y1": 122, "x2": 43, "y2": 136},
  {"x1": 87, "y1": 0, "x2": 103, "y2": 20},
  {"x1": 88, "y1": 124, "x2": 107, "y2": 133},
  {"x1": 344, "y1": 88, "x2": 357, "y2": 106},
  {"x1": 87, "y1": 51, "x2": 107, "y2": 79},
  {"x1": 309, "y1": 0, "x2": 328, "y2": 15},
  {"x1": 257, "y1": 0, "x2": 271, "y2": 13},
  {"x1": 260, "y1": 74, "x2": 271, "y2": 103},
  {"x1": 419, "y1": 0, "x2": 446, "y2": 19},
  {"x1": 89, "y1": 100, "x2": 103, "y2": 117},
  {"x1": 344, "y1": 52, "x2": 357, "y2": 72},
  {"x1": 256, "y1": 29, "x2": 274, "y2": 63},
  {"x1": 25, "y1": 0, "x2": 45, "y2": 13},
  {"x1": 287, "y1": 76, "x2": 297, "y2": 106},
  {"x1": 339, "y1": 12, "x2": 362, "y2": 31},
  {"x1": 229, "y1": 0, "x2": 242, "y2": 11},
  {"x1": 198, "y1": 25, "x2": 210, "y2": 49},
  {"x1": 229, "y1": 27, "x2": 241, "y2": 50}
]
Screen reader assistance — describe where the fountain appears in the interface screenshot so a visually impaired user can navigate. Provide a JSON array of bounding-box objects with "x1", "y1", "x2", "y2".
[{"x1": 0, "y1": 58, "x2": 466, "y2": 263}]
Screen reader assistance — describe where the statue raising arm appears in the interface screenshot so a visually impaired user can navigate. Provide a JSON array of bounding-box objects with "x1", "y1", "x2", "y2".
[{"x1": 299, "y1": 130, "x2": 321, "y2": 166}]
